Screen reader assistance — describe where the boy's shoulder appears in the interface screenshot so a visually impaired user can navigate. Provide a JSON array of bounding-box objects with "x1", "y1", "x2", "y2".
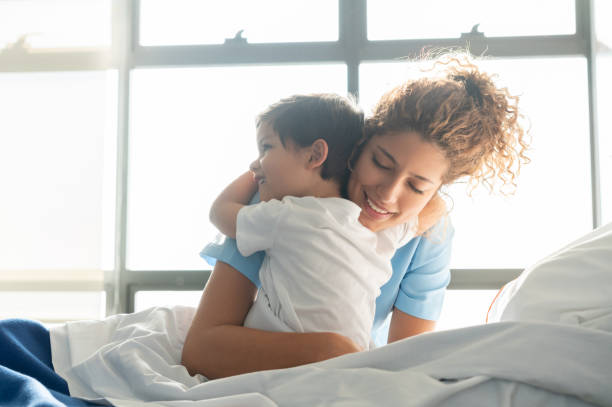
[
  {"x1": 281, "y1": 196, "x2": 361, "y2": 219},
  {"x1": 260, "y1": 196, "x2": 366, "y2": 234}
]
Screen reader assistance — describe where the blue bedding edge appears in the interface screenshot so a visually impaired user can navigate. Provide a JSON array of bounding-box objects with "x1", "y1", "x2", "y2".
[{"x1": 0, "y1": 318, "x2": 99, "y2": 407}]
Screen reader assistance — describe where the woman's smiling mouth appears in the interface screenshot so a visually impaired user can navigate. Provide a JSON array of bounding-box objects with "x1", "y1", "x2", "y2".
[{"x1": 363, "y1": 192, "x2": 394, "y2": 219}]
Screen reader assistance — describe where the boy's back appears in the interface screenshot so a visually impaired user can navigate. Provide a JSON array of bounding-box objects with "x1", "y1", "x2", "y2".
[{"x1": 236, "y1": 195, "x2": 413, "y2": 350}]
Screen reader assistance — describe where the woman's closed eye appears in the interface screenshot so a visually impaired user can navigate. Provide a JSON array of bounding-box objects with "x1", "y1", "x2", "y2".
[
  {"x1": 372, "y1": 154, "x2": 391, "y2": 170},
  {"x1": 374, "y1": 154, "x2": 425, "y2": 194},
  {"x1": 408, "y1": 182, "x2": 424, "y2": 195}
]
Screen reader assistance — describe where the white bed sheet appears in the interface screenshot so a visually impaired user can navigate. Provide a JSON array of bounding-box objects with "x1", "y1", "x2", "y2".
[{"x1": 50, "y1": 305, "x2": 611, "y2": 407}]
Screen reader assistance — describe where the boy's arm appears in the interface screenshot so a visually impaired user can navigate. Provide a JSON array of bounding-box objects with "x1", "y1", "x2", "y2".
[{"x1": 210, "y1": 171, "x2": 258, "y2": 239}]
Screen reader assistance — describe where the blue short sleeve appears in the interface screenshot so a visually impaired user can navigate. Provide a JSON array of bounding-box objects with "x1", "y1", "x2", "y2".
[
  {"x1": 199, "y1": 191, "x2": 264, "y2": 287},
  {"x1": 200, "y1": 235, "x2": 263, "y2": 287},
  {"x1": 393, "y1": 220, "x2": 453, "y2": 321},
  {"x1": 373, "y1": 219, "x2": 453, "y2": 332}
]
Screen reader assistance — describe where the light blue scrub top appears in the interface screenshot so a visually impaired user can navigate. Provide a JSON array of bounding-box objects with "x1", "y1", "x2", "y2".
[{"x1": 201, "y1": 197, "x2": 453, "y2": 345}]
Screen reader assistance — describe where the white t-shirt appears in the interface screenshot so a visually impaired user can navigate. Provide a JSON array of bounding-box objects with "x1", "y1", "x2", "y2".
[{"x1": 236, "y1": 196, "x2": 416, "y2": 350}]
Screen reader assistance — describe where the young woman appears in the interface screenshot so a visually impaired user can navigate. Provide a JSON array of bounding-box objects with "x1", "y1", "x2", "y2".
[{"x1": 182, "y1": 53, "x2": 530, "y2": 379}]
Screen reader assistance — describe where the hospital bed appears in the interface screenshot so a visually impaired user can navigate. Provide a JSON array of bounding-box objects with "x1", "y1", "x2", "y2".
[{"x1": 2, "y1": 222, "x2": 611, "y2": 407}]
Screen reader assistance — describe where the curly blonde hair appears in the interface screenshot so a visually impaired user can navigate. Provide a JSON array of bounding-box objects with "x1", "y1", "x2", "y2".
[
  {"x1": 356, "y1": 52, "x2": 531, "y2": 234},
  {"x1": 365, "y1": 52, "x2": 530, "y2": 194}
]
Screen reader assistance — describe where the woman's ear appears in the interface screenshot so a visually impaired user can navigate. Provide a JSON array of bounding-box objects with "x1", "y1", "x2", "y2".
[{"x1": 306, "y1": 139, "x2": 329, "y2": 169}]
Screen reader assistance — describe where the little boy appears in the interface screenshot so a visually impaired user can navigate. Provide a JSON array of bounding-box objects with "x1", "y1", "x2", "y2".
[{"x1": 209, "y1": 94, "x2": 416, "y2": 350}]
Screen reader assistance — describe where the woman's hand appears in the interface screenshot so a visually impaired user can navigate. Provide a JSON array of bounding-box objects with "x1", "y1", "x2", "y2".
[
  {"x1": 317, "y1": 330, "x2": 362, "y2": 359},
  {"x1": 181, "y1": 261, "x2": 361, "y2": 379}
]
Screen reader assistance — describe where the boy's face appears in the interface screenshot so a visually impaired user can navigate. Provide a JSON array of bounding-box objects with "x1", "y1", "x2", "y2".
[{"x1": 250, "y1": 122, "x2": 312, "y2": 202}]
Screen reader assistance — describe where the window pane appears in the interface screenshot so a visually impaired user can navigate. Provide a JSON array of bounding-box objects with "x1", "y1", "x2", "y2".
[
  {"x1": 128, "y1": 64, "x2": 347, "y2": 270},
  {"x1": 368, "y1": 0, "x2": 575, "y2": 40},
  {"x1": 140, "y1": 0, "x2": 338, "y2": 46},
  {"x1": 360, "y1": 58, "x2": 592, "y2": 268},
  {"x1": 134, "y1": 290, "x2": 202, "y2": 312},
  {"x1": 0, "y1": 71, "x2": 117, "y2": 272},
  {"x1": 436, "y1": 290, "x2": 498, "y2": 331},
  {"x1": 0, "y1": 291, "x2": 106, "y2": 322},
  {"x1": 595, "y1": 0, "x2": 612, "y2": 48},
  {"x1": 595, "y1": 0, "x2": 612, "y2": 225},
  {"x1": 0, "y1": 0, "x2": 111, "y2": 49},
  {"x1": 373, "y1": 289, "x2": 497, "y2": 343},
  {"x1": 596, "y1": 55, "x2": 612, "y2": 225}
]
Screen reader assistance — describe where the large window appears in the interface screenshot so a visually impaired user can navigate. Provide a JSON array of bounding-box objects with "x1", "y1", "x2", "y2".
[
  {"x1": 1, "y1": 1, "x2": 606, "y2": 329},
  {"x1": 139, "y1": 0, "x2": 338, "y2": 45},
  {"x1": 127, "y1": 64, "x2": 347, "y2": 270},
  {"x1": 367, "y1": 0, "x2": 576, "y2": 40},
  {"x1": 0, "y1": 0, "x2": 111, "y2": 49},
  {"x1": 0, "y1": 70, "x2": 116, "y2": 322}
]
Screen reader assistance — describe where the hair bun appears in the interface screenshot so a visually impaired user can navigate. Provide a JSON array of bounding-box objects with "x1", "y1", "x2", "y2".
[{"x1": 452, "y1": 74, "x2": 483, "y2": 107}]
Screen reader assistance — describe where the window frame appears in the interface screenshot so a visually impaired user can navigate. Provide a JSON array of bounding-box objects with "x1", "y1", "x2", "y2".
[{"x1": 0, "y1": 0, "x2": 602, "y2": 315}]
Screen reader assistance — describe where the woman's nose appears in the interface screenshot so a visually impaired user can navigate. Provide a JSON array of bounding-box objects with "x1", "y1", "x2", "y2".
[{"x1": 376, "y1": 177, "x2": 403, "y2": 203}]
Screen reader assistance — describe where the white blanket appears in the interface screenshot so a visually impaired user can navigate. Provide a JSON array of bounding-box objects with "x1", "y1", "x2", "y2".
[{"x1": 50, "y1": 305, "x2": 611, "y2": 407}]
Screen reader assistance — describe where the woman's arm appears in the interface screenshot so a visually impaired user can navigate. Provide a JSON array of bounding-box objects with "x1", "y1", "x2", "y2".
[
  {"x1": 384, "y1": 216, "x2": 454, "y2": 344},
  {"x1": 209, "y1": 171, "x2": 258, "y2": 238},
  {"x1": 181, "y1": 261, "x2": 361, "y2": 379},
  {"x1": 387, "y1": 308, "x2": 435, "y2": 342}
]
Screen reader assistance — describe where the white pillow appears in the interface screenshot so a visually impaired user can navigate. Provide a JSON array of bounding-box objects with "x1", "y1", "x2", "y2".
[{"x1": 487, "y1": 222, "x2": 612, "y2": 332}]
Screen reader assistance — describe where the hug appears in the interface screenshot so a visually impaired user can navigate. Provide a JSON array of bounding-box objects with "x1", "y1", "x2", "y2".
[{"x1": 1, "y1": 3, "x2": 610, "y2": 403}]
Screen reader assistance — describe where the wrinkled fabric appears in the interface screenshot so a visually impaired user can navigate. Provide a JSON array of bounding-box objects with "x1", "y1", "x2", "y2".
[
  {"x1": 489, "y1": 222, "x2": 612, "y2": 331},
  {"x1": 51, "y1": 306, "x2": 610, "y2": 407}
]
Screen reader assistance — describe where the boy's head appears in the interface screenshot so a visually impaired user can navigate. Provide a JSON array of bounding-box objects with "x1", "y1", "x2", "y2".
[{"x1": 255, "y1": 93, "x2": 364, "y2": 188}]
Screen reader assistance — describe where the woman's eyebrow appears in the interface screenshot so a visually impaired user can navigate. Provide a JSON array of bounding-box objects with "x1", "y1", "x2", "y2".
[
  {"x1": 376, "y1": 145, "x2": 397, "y2": 165},
  {"x1": 376, "y1": 145, "x2": 435, "y2": 184}
]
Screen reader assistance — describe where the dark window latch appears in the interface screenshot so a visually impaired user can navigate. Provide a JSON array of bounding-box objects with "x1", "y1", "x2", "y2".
[
  {"x1": 224, "y1": 29, "x2": 248, "y2": 45},
  {"x1": 461, "y1": 24, "x2": 485, "y2": 39}
]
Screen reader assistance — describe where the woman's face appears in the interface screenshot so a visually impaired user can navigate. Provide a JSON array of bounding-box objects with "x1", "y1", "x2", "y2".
[{"x1": 347, "y1": 131, "x2": 449, "y2": 232}]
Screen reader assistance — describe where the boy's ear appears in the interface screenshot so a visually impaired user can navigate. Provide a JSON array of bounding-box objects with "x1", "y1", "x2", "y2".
[{"x1": 306, "y1": 139, "x2": 329, "y2": 169}]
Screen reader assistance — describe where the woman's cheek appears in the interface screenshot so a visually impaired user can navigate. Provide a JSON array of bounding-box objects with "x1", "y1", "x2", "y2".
[{"x1": 354, "y1": 160, "x2": 375, "y2": 183}]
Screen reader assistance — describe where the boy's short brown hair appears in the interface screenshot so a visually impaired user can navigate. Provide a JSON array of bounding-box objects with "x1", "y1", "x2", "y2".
[{"x1": 256, "y1": 93, "x2": 364, "y2": 186}]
